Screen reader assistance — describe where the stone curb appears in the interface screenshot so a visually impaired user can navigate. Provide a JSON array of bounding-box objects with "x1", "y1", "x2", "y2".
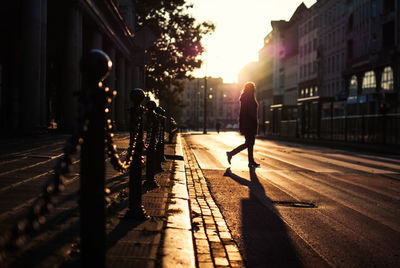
[
  {"x1": 180, "y1": 137, "x2": 244, "y2": 268},
  {"x1": 161, "y1": 133, "x2": 196, "y2": 267}
]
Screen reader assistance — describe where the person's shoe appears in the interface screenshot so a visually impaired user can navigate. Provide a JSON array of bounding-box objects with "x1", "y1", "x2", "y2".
[
  {"x1": 226, "y1": 152, "x2": 232, "y2": 165},
  {"x1": 248, "y1": 162, "x2": 260, "y2": 168}
]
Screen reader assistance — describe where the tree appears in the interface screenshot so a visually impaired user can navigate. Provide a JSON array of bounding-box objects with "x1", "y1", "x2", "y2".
[{"x1": 135, "y1": 0, "x2": 215, "y2": 119}]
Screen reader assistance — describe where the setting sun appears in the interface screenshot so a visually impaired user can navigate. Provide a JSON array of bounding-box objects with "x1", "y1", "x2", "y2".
[{"x1": 190, "y1": 0, "x2": 317, "y2": 83}]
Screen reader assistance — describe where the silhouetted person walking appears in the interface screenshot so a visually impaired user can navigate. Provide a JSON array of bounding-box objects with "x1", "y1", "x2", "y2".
[{"x1": 226, "y1": 82, "x2": 260, "y2": 168}]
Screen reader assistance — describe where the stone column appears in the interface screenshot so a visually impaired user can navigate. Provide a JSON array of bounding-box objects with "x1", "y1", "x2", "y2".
[
  {"x1": 39, "y1": 0, "x2": 47, "y2": 128},
  {"x1": 115, "y1": 57, "x2": 126, "y2": 129},
  {"x1": 61, "y1": 2, "x2": 82, "y2": 131},
  {"x1": 20, "y1": 0, "x2": 44, "y2": 132}
]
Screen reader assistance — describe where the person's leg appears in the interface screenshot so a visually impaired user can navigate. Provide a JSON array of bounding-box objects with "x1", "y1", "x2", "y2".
[
  {"x1": 245, "y1": 135, "x2": 255, "y2": 163},
  {"x1": 246, "y1": 135, "x2": 259, "y2": 167},
  {"x1": 227, "y1": 139, "x2": 247, "y2": 164},
  {"x1": 229, "y1": 143, "x2": 247, "y2": 156}
]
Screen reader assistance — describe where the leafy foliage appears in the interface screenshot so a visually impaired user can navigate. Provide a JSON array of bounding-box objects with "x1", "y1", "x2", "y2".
[{"x1": 135, "y1": 0, "x2": 215, "y2": 109}]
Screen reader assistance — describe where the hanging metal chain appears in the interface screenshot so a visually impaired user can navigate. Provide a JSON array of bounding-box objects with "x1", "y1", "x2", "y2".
[
  {"x1": 103, "y1": 88, "x2": 142, "y2": 173},
  {"x1": 1, "y1": 85, "x2": 93, "y2": 252}
]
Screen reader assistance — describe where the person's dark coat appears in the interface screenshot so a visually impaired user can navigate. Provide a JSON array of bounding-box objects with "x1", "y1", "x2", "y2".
[{"x1": 239, "y1": 92, "x2": 258, "y2": 136}]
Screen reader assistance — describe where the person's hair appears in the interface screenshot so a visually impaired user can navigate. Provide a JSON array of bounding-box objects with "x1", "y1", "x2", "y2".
[{"x1": 240, "y1": 82, "x2": 256, "y2": 101}]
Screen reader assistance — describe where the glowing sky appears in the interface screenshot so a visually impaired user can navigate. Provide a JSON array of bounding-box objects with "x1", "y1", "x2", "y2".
[{"x1": 189, "y1": 0, "x2": 317, "y2": 83}]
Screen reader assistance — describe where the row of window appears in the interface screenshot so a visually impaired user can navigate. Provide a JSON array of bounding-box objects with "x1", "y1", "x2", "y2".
[
  {"x1": 299, "y1": 16, "x2": 317, "y2": 36},
  {"x1": 322, "y1": 3, "x2": 345, "y2": 27},
  {"x1": 348, "y1": 66, "x2": 394, "y2": 96},
  {"x1": 300, "y1": 86, "x2": 319, "y2": 98},
  {"x1": 300, "y1": 61, "x2": 318, "y2": 78},
  {"x1": 299, "y1": 39, "x2": 317, "y2": 57},
  {"x1": 321, "y1": 26, "x2": 345, "y2": 50},
  {"x1": 325, "y1": 53, "x2": 345, "y2": 74}
]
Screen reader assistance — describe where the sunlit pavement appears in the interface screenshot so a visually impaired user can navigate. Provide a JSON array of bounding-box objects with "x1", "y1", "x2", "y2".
[{"x1": 182, "y1": 130, "x2": 400, "y2": 267}]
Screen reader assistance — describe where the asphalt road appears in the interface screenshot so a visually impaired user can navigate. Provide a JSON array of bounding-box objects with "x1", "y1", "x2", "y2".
[{"x1": 183, "y1": 131, "x2": 400, "y2": 268}]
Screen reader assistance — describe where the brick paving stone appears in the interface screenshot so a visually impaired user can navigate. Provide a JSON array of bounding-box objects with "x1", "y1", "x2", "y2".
[
  {"x1": 227, "y1": 251, "x2": 243, "y2": 262},
  {"x1": 194, "y1": 231, "x2": 208, "y2": 240},
  {"x1": 199, "y1": 262, "x2": 215, "y2": 268},
  {"x1": 214, "y1": 257, "x2": 229, "y2": 266},
  {"x1": 219, "y1": 232, "x2": 232, "y2": 239},
  {"x1": 224, "y1": 244, "x2": 239, "y2": 252},
  {"x1": 198, "y1": 253, "x2": 213, "y2": 262}
]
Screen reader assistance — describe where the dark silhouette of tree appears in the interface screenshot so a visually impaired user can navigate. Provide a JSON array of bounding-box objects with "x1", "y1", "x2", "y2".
[{"x1": 135, "y1": 0, "x2": 215, "y2": 117}]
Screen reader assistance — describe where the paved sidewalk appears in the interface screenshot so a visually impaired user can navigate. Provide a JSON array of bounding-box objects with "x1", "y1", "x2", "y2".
[{"x1": 0, "y1": 133, "x2": 244, "y2": 267}]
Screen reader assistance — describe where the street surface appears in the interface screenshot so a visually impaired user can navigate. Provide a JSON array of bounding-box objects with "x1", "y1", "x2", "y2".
[{"x1": 183, "y1": 131, "x2": 400, "y2": 267}]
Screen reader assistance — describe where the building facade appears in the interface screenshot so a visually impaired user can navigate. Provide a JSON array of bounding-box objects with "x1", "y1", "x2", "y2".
[
  {"x1": 252, "y1": 0, "x2": 399, "y2": 144},
  {"x1": 0, "y1": 0, "x2": 145, "y2": 135},
  {"x1": 181, "y1": 78, "x2": 240, "y2": 130}
]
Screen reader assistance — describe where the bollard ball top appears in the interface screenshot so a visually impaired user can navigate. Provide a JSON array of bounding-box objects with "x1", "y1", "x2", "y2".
[
  {"x1": 80, "y1": 49, "x2": 112, "y2": 82},
  {"x1": 129, "y1": 88, "x2": 145, "y2": 105}
]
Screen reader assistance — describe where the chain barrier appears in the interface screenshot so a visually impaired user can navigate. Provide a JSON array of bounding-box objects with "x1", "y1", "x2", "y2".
[
  {"x1": 1, "y1": 49, "x2": 168, "y2": 266},
  {"x1": 144, "y1": 101, "x2": 160, "y2": 189},
  {"x1": 104, "y1": 87, "x2": 139, "y2": 173},
  {"x1": 0, "y1": 56, "x2": 97, "y2": 254}
]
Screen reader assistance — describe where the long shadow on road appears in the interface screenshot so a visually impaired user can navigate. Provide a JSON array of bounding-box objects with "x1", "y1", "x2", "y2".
[{"x1": 224, "y1": 167, "x2": 303, "y2": 267}]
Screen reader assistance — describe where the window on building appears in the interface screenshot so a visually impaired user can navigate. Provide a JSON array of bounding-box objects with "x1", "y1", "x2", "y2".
[
  {"x1": 381, "y1": 66, "x2": 394, "y2": 91},
  {"x1": 336, "y1": 55, "x2": 340, "y2": 71},
  {"x1": 349, "y1": 75, "x2": 358, "y2": 96},
  {"x1": 371, "y1": 0, "x2": 377, "y2": 17},
  {"x1": 362, "y1": 71, "x2": 376, "y2": 94},
  {"x1": 382, "y1": 21, "x2": 395, "y2": 47},
  {"x1": 383, "y1": 0, "x2": 395, "y2": 13},
  {"x1": 347, "y1": 39, "x2": 353, "y2": 59},
  {"x1": 328, "y1": 57, "x2": 331, "y2": 73},
  {"x1": 301, "y1": 89, "x2": 304, "y2": 97},
  {"x1": 348, "y1": 14, "x2": 354, "y2": 30}
]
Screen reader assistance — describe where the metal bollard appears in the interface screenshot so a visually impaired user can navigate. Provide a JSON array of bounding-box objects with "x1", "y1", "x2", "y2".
[
  {"x1": 79, "y1": 49, "x2": 111, "y2": 268},
  {"x1": 144, "y1": 100, "x2": 160, "y2": 190},
  {"x1": 126, "y1": 88, "x2": 149, "y2": 220},
  {"x1": 155, "y1": 107, "x2": 166, "y2": 172}
]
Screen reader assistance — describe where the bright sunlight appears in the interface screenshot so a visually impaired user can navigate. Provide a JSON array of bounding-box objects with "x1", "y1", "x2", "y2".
[{"x1": 189, "y1": 0, "x2": 317, "y2": 83}]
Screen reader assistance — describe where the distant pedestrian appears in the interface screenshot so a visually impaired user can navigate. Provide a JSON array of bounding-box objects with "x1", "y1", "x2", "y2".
[
  {"x1": 226, "y1": 82, "x2": 260, "y2": 168},
  {"x1": 216, "y1": 121, "x2": 221, "y2": 134}
]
